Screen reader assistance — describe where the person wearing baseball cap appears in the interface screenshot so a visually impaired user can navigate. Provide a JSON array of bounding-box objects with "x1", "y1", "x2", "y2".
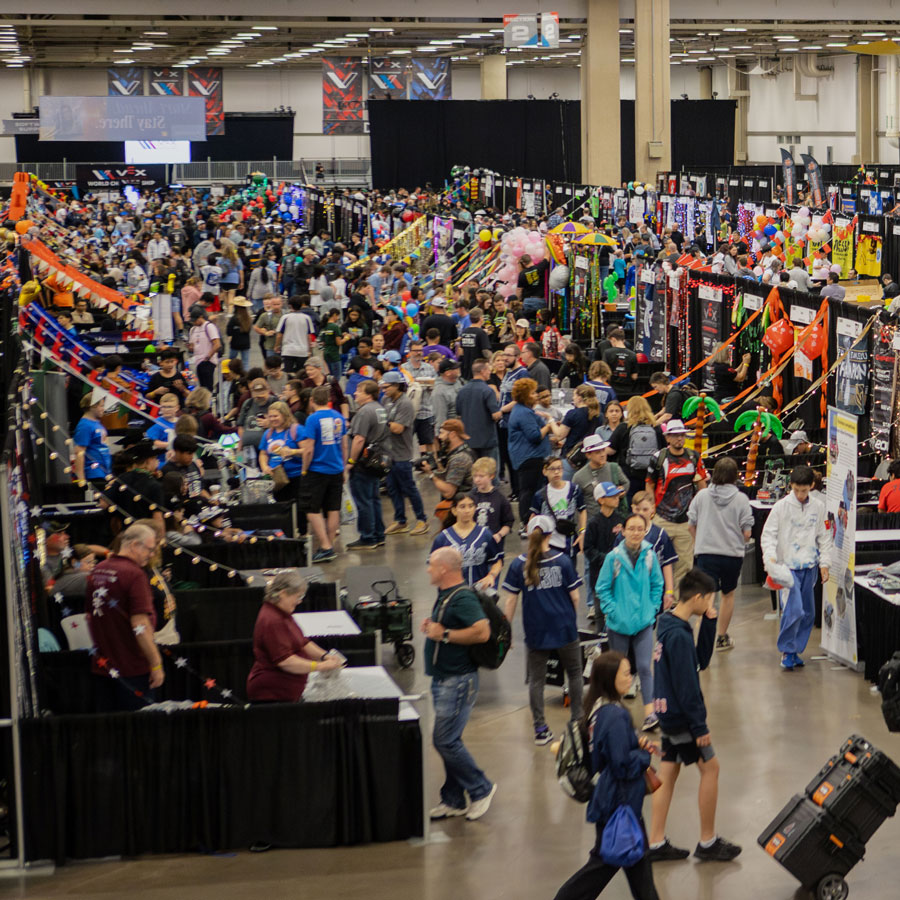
[
  {"x1": 433, "y1": 358, "x2": 462, "y2": 433},
  {"x1": 501, "y1": 513, "x2": 584, "y2": 746},
  {"x1": 584, "y1": 482, "x2": 628, "y2": 625},
  {"x1": 420, "y1": 419, "x2": 475, "y2": 518},
  {"x1": 421, "y1": 296, "x2": 457, "y2": 347},
  {"x1": 645, "y1": 418, "x2": 708, "y2": 588}
]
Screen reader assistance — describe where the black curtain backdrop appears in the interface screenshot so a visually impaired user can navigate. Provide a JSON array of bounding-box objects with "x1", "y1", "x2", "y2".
[
  {"x1": 15, "y1": 113, "x2": 294, "y2": 164},
  {"x1": 671, "y1": 100, "x2": 736, "y2": 171},
  {"x1": 620, "y1": 100, "x2": 635, "y2": 185},
  {"x1": 368, "y1": 99, "x2": 581, "y2": 188}
]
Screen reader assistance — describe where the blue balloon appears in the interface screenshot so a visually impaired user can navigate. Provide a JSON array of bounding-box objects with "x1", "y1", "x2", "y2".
[
  {"x1": 763, "y1": 224, "x2": 777, "y2": 237},
  {"x1": 406, "y1": 302, "x2": 419, "y2": 318}
]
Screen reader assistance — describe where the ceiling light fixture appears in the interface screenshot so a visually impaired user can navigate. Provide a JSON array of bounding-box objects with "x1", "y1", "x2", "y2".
[
  {"x1": 724, "y1": 27, "x2": 747, "y2": 32},
  {"x1": 826, "y1": 42, "x2": 847, "y2": 47},
  {"x1": 369, "y1": 27, "x2": 394, "y2": 33},
  {"x1": 144, "y1": 30, "x2": 167, "y2": 35},
  {"x1": 253, "y1": 25, "x2": 278, "y2": 31},
  {"x1": 862, "y1": 31, "x2": 886, "y2": 37}
]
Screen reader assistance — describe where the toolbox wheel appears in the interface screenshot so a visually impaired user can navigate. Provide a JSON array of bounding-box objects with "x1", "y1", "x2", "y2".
[
  {"x1": 396, "y1": 643, "x2": 415, "y2": 669},
  {"x1": 816, "y1": 874, "x2": 849, "y2": 900}
]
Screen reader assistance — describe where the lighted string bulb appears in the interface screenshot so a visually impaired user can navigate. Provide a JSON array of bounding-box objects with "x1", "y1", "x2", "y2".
[
  {"x1": 191, "y1": 556, "x2": 200, "y2": 565},
  {"x1": 123, "y1": 516, "x2": 133, "y2": 525},
  {"x1": 173, "y1": 548, "x2": 182, "y2": 556},
  {"x1": 227, "y1": 570, "x2": 237, "y2": 579},
  {"x1": 209, "y1": 564, "x2": 218, "y2": 572},
  {"x1": 63, "y1": 466, "x2": 72, "y2": 474},
  {"x1": 35, "y1": 437, "x2": 43, "y2": 445}
]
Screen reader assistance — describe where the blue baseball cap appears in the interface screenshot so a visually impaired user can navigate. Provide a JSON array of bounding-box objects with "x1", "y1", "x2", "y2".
[
  {"x1": 382, "y1": 370, "x2": 405, "y2": 384},
  {"x1": 378, "y1": 350, "x2": 402, "y2": 363},
  {"x1": 593, "y1": 482, "x2": 625, "y2": 501}
]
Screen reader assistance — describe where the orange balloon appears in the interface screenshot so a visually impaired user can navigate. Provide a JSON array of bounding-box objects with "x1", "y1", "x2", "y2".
[{"x1": 14, "y1": 219, "x2": 34, "y2": 235}]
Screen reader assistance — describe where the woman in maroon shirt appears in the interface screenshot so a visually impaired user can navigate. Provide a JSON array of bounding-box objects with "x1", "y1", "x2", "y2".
[{"x1": 246, "y1": 570, "x2": 342, "y2": 702}]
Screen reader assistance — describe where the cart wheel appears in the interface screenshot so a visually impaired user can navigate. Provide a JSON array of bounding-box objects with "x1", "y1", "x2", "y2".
[
  {"x1": 396, "y1": 643, "x2": 415, "y2": 669},
  {"x1": 817, "y1": 874, "x2": 849, "y2": 900}
]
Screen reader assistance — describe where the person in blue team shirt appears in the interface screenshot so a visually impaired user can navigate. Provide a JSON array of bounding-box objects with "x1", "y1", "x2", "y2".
[
  {"x1": 73, "y1": 393, "x2": 111, "y2": 485},
  {"x1": 502, "y1": 515, "x2": 583, "y2": 746},
  {"x1": 430, "y1": 494, "x2": 503, "y2": 590},
  {"x1": 146, "y1": 393, "x2": 180, "y2": 466},
  {"x1": 300, "y1": 385, "x2": 348, "y2": 564},
  {"x1": 528, "y1": 455, "x2": 587, "y2": 563},
  {"x1": 258, "y1": 400, "x2": 306, "y2": 532}
]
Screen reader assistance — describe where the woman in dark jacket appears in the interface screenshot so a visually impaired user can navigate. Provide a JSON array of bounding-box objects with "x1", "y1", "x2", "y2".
[{"x1": 554, "y1": 650, "x2": 660, "y2": 900}]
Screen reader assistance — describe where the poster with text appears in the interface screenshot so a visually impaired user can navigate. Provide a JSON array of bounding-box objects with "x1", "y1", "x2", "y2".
[
  {"x1": 822, "y1": 406, "x2": 859, "y2": 668},
  {"x1": 698, "y1": 282, "x2": 723, "y2": 391},
  {"x1": 107, "y1": 67, "x2": 144, "y2": 96},
  {"x1": 409, "y1": 57, "x2": 451, "y2": 100},
  {"x1": 322, "y1": 57, "x2": 364, "y2": 135},
  {"x1": 650, "y1": 269, "x2": 667, "y2": 362},
  {"x1": 188, "y1": 67, "x2": 224, "y2": 135},
  {"x1": 368, "y1": 59, "x2": 407, "y2": 99},
  {"x1": 870, "y1": 322, "x2": 898, "y2": 455},
  {"x1": 835, "y1": 317, "x2": 869, "y2": 416},
  {"x1": 149, "y1": 68, "x2": 183, "y2": 96}
]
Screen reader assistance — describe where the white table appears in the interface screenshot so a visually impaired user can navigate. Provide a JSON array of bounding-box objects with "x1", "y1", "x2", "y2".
[
  {"x1": 304, "y1": 665, "x2": 420, "y2": 721},
  {"x1": 292, "y1": 610, "x2": 361, "y2": 636}
]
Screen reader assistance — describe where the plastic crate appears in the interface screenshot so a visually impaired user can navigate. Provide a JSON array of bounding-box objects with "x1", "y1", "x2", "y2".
[{"x1": 758, "y1": 794, "x2": 865, "y2": 890}]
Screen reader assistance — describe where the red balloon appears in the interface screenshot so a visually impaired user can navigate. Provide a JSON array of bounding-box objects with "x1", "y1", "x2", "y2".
[
  {"x1": 800, "y1": 323, "x2": 825, "y2": 358},
  {"x1": 762, "y1": 318, "x2": 794, "y2": 355},
  {"x1": 401, "y1": 210, "x2": 415, "y2": 222}
]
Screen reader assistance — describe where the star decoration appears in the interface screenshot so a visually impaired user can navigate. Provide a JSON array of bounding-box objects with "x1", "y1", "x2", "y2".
[
  {"x1": 204, "y1": 678, "x2": 216, "y2": 690},
  {"x1": 97, "y1": 656, "x2": 109, "y2": 668},
  {"x1": 53, "y1": 592, "x2": 64, "y2": 604},
  {"x1": 221, "y1": 688, "x2": 232, "y2": 699},
  {"x1": 108, "y1": 598, "x2": 118, "y2": 608},
  {"x1": 93, "y1": 586, "x2": 108, "y2": 599},
  {"x1": 60, "y1": 546, "x2": 73, "y2": 559},
  {"x1": 88, "y1": 646, "x2": 97, "y2": 656},
  {"x1": 31, "y1": 506, "x2": 41, "y2": 518},
  {"x1": 175, "y1": 657, "x2": 187, "y2": 669},
  {"x1": 109, "y1": 667, "x2": 120, "y2": 679},
  {"x1": 133, "y1": 624, "x2": 146, "y2": 636}
]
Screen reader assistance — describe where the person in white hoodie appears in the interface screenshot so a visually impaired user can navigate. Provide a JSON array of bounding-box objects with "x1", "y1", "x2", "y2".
[
  {"x1": 687, "y1": 457, "x2": 754, "y2": 652},
  {"x1": 760, "y1": 464, "x2": 832, "y2": 670}
]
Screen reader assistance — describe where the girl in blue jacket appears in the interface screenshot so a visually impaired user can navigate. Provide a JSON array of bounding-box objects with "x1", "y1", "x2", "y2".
[
  {"x1": 554, "y1": 650, "x2": 660, "y2": 900},
  {"x1": 596, "y1": 514, "x2": 663, "y2": 733}
]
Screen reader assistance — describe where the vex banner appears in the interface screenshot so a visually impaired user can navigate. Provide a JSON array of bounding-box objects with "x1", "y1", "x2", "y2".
[
  {"x1": 323, "y1": 57, "x2": 364, "y2": 134},
  {"x1": 75, "y1": 164, "x2": 167, "y2": 192},
  {"x1": 368, "y1": 58, "x2": 407, "y2": 99},
  {"x1": 107, "y1": 67, "x2": 144, "y2": 96},
  {"x1": 188, "y1": 67, "x2": 224, "y2": 135},
  {"x1": 149, "y1": 67, "x2": 183, "y2": 96},
  {"x1": 409, "y1": 57, "x2": 451, "y2": 99}
]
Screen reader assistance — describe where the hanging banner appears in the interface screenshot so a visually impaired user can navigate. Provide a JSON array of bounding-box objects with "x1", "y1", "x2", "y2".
[
  {"x1": 76, "y1": 163, "x2": 166, "y2": 193},
  {"x1": 40, "y1": 96, "x2": 205, "y2": 141},
  {"x1": 855, "y1": 233, "x2": 882, "y2": 277},
  {"x1": 870, "y1": 321, "x2": 898, "y2": 455},
  {"x1": 830, "y1": 222, "x2": 854, "y2": 276},
  {"x1": 322, "y1": 57, "x2": 364, "y2": 134},
  {"x1": 503, "y1": 14, "x2": 538, "y2": 47},
  {"x1": 368, "y1": 58, "x2": 407, "y2": 99},
  {"x1": 539, "y1": 12, "x2": 560, "y2": 48},
  {"x1": 801, "y1": 153, "x2": 824, "y2": 207},
  {"x1": 698, "y1": 283, "x2": 723, "y2": 391},
  {"x1": 108, "y1": 67, "x2": 144, "y2": 96},
  {"x1": 780, "y1": 148, "x2": 796, "y2": 206},
  {"x1": 149, "y1": 67, "x2": 183, "y2": 96},
  {"x1": 650, "y1": 269, "x2": 667, "y2": 362},
  {"x1": 835, "y1": 317, "x2": 869, "y2": 416},
  {"x1": 409, "y1": 57, "x2": 451, "y2": 100},
  {"x1": 188, "y1": 67, "x2": 224, "y2": 136},
  {"x1": 822, "y1": 406, "x2": 859, "y2": 669}
]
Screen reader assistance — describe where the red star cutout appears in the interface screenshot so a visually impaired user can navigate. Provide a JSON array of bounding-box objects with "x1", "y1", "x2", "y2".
[
  {"x1": 97, "y1": 656, "x2": 109, "y2": 669},
  {"x1": 134, "y1": 691, "x2": 143, "y2": 698},
  {"x1": 204, "y1": 678, "x2": 216, "y2": 690}
]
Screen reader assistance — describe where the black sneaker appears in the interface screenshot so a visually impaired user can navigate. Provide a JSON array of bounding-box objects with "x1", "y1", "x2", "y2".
[
  {"x1": 312, "y1": 549, "x2": 337, "y2": 563},
  {"x1": 646, "y1": 839, "x2": 690, "y2": 862},
  {"x1": 693, "y1": 837, "x2": 742, "y2": 862},
  {"x1": 346, "y1": 539, "x2": 376, "y2": 550}
]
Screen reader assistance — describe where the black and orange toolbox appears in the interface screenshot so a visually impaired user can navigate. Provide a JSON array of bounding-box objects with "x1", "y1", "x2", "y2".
[{"x1": 758, "y1": 735, "x2": 900, "y2": 900}]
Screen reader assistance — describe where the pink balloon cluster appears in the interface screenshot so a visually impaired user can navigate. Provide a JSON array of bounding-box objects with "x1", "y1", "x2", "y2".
[{"x1": 494, "y1": 227, "x2": 546, "y2": 298}]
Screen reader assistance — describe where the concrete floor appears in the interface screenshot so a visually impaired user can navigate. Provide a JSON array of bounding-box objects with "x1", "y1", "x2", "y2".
[{"x1": 6, "y1": 481, "x2": 900, "y2": 900}]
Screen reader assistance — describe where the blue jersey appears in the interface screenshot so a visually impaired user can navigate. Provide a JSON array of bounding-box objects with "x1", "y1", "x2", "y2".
[
  {"x1": 585, "y1": 379, "x2": 617, "y2": 412},
  {"x1": 430, "y1": 525, "x2": 502, "y2": 586},
  {"x1": 73, "y1": 416, "x2": 111, "y2": 478},
  {"x1": 303, "y1": 409, "x2": 347, "y2": 474},
  {"x1": 259, "y1": 424, "x2": 304, "y2": 477},
  {"x1": 502, "y1": 551, "x2": 582, "y2": 650},
  {"x1": 146, "y1": 416, "x2": 177, "y2": 466}
]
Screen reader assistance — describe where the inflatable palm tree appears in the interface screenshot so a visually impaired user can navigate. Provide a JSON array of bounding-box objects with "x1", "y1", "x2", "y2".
[
  {"x1": 734, "y1": 407, "x2": 784, "y2": 486},
  {"x1": 682, "y1": 393, "x2": 723, "y2": 456}
]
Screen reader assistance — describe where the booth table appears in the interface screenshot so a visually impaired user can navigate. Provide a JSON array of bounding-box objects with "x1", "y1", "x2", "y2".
[
  {"x1": 305, "y1": 665, "x2": 418, "y2": 721},
  {"x1": 855, "y1": 565, "x2": 900, "y2": 682},
  {"x1": 294, "y1": 610, "x2": 361, "y2": 636}
]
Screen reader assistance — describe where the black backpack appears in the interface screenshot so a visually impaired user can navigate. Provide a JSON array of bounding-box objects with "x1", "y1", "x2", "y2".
[
  {"x1": 556, "y1": 718, "x2": 595, "y2": 802},
  {"x1": 879, "y1": 651, "x2": 900, "y2": 732},
  {"x1": 436, "y1": 586, "x2": 512, "y2": 670}
]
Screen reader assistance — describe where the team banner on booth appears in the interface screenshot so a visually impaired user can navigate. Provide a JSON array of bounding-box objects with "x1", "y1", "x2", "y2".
[
  {"x1": 780, "y1": 148, "x2": 796, "y2": 206},
  {"x1": 107, "y1": 67, "x2": 144, "y2": 96},
  {"x1": 322, "y1": 57, "x2": 365, "y2": 134},
  {"x1": 188, "y1": 67, "x2": 224, "y2": 135},
  {"x1": 409, "y1": 57, "x2": 451, "y2": 99},
  {"x1": 368, "y1": 59, "x2": 407, "y2": 99},
  {"x1": 835, "y1": 317, "x2": 869, "y2": 416},
  {"x1": 801, "y1": 153, "x2": 825, "y2": 207},
  {"x1": 822, "y1": 406, "x2": 859, "y2": 669},
  {"x1": 149, "y1": 67, "x2": 183, "y2": 96}
]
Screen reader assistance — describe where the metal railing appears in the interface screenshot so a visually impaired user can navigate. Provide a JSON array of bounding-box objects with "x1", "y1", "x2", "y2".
[{"x1": 0, "y1": 158, "x2": 372, "y2": 188}]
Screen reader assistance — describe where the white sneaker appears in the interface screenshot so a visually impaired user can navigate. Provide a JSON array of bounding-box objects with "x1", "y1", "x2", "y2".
[
  {"x1": 429, "y1": 802, "x2": 468, "y2": 820},
  {"x1": 466, "y1": 784, "x2": 497, "y2": 821},
  {"x1": 624, "y1": 675, "x2": 640, "y2": 700}
]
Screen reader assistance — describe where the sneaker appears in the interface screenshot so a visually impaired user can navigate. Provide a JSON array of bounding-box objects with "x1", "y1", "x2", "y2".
[
  {"x1": 624, "y1": 675, "x2": 640, "y2": 700},
  {"x1": 346, "y1": 539, "x2": 376, "y2": 551},
  {"x1": 534, "y1": 725, "x2": 553, "y2": 746},
  {"x1": 646, "y1": 839, "x2": 690, "y2": 862},
  {"x1": 385, "y1": 522, "x2": 409, "y2": 535},
  {"x1": 429, "y1": 802, "x2": 468, "y2": 820},
  {"x1": 312, "y1": 549, "x2": 337, "y2": 563},
  {"x1": 780, "y1": 654, "x2": 795, "y2": 670},
  {"x1": 466, "y1": 784, "x2": 497, "y2": 821},
  {"x1": 716, "y1": 634, "x2": 735, "y2": 652},
  {"x1": 694, "y1": 836, "x2": 742, "y2": 862},
  {"x1": 791, "y1": 653, "x2": 805, "y2": 668},
  {"x1": 409, "y1": 520, "x2": 429, "y2": 535},
  {"x1": 641, "y1": 713, "x2": 659, "y2": 732},
  {"x1": 373, "y1": 538, "x2": 386, "y2": 547}
]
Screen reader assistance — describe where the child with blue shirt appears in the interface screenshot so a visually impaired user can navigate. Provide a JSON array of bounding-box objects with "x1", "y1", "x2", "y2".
[{"x1": 146, "y1": 393, "x2": 180, "y2": 466}]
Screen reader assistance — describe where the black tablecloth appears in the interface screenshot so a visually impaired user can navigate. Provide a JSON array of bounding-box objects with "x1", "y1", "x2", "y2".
[
  {"x1": 166, "y1": 540, "x2": 309, "y2": 588},
  {"x1": 20, "y1": 699, "x2": 422, "y2": 863},
  {"x1": 856, "y1": 581, "x2": 900, "y2": 682}
]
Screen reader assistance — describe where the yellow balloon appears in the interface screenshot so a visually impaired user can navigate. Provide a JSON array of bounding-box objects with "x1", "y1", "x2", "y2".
[{"x1": 478, "y1": 228, "x2": 492, "y2": 242}]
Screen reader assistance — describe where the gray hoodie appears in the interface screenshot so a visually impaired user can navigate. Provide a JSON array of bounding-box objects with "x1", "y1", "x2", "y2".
[{"x1": 687, "y1": 483, "x2": 754, "y2": 558}]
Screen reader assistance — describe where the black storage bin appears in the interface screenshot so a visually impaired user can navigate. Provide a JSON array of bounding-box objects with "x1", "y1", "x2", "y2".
[
  {"x1": 835, "y1": 735, "x2": 900, "y2": 804},
  {"x1": 758, "y1": 794, "x2": 865, "y2": 891},
  {"x1": 546, "y1": 629, "x2": 605, "y2": 687}
]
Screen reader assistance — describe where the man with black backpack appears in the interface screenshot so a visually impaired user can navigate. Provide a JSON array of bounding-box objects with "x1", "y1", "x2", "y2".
[
  {"x1": 646, "y1": 420, "x2": 708, "y2": 587},
  {"x1": 346, "y1": 380, "x2": 389, "y2": 551},
  {"x1": 649, "y1": 372, "x2": 698, "y2": 425},
  {"x1": 421, "y1": 546, "x2": 497, "y2": 821}
]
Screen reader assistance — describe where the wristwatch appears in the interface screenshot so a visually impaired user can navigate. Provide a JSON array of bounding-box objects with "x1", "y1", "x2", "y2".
[{"x1": 441, "y1": 629, "x2": 451, "y2": 644}]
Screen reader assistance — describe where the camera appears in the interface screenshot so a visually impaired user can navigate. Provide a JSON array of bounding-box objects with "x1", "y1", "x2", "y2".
[{"x1": 414, "y1": 452, "x2": 438, "y2": 472}]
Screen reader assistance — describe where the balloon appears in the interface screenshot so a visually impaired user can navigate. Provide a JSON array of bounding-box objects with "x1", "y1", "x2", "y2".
[
  {"x1": 753, "y1": 266, "x2": 763, "y2": 277},
  {"x1": 627, "y1": 181, "x2": 634, "y2": 191},
  {"x1": 405, "y1": 316, "x2": 414, "y2": 326},
  {"x1": 411, "y1": 323, "x2": 419, "y2": 335},
  {"x1": 798, "y1": 206, "x2": 810, "y2": 218},
  {"x1": 401, "y1": 210, "x2": 415, "y2": 222},
  {"x1": 754, "y1": 230, "x2": 765, "y2": 240},
  {"x1": 764, "y1": 224, "x2": 777, "y2": 236},
  {"x1": 493, "y1": 227, "x2": 503, "y2": 240},
  {"x1": 14, "y1": 220, "x2": 34, "y2": 235},
  {"x1": 821, "y1": 222, "x2": 832, "y2": 233},
  {"x1": 528, "y1": 242, "x2": 546, "y2": 261},
  {"x1": 479, "y1": 240, "x2": 491, "y2": 250},
  {"x1": 634, "y1": 185, "x2": 645, "y2": 195},
  {"x1": 406, "y1": 302, "x2": 419, "y2": 317},
  {"x1": 479, "y1": 228, "x2": 492, "y2": 242},
  {"x1": 774, "y1": 232, "x2": 785, "y2": 244},
  {"x1": 548, "y1": 265, "x2": 570, "y2": 291}
]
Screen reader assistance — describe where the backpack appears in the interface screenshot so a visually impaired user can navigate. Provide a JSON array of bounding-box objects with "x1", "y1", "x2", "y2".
[
  {"x1": 625, "y1": 424, "x2": 659, "y2": 470},
  {"x1": 556, "y1": 719, "x2": 596, "y2": 803},
  {"x1": 879, "y1": 651, "x2": 900, "y2": 732},
  {"x1": 435, "y1": 586, "x2": 512, "y2": 670}
]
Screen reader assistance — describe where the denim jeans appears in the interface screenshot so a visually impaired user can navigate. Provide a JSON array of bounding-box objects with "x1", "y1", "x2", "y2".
[
  {"x1": 386, "y1": 459, "x2": 426, "y2": 524},
  {"x1": 607, "y1": 625, "x2": 655, "y2": 706},
  {"x1": 349, "y1": 468, "x2": 384, "y2": 543},
  {"x1": 230, "y1": 348, "x2": 250, "y2": 369},
  {"x1": 523, "y1": 297, "x2": 547, "y2": 317},
  {"x1": 778, "y1": 566, "x2": 818, "y2": 654},
  {"x1": 431, "y1": 671, "x2": 493, "y2": 808},
  {"x1": 326, "y1": 359, "x2": 342, "y2": 381}
]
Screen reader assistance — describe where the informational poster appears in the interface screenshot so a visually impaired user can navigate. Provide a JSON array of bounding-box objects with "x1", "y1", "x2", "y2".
[
  {"x1": 698, "y1": 283, "x2": 723, "y2": 391},
  {"x1": 835, "y1": 317, "x2": 869, "y2": 416},
  {"x1": 149, "y1": 68, "x2": 183, "y2": 96},
  {"x1": 830, "y1": 221, "x2": 854, "y2": 276},
  {"x1": 409, "y1": 57, "x2": 451, "y2": 99},
  {"x1": 75, "y1": 164, "x2": 166, "y2": 193},
  {"x1": 368, "y1": 58, "x2": 407, "y2": 99},
  {"x1": 870, "y1": 322, "x2": 899, "y2": 455},
  {"x1": 108, "y1": 66, "x2": 144, "y2": 96},
  {"x1": 322, "y1": 57, "x2": 364, "y2": 135},
  {"x1": 432, "y1": 215, "x2": 454, "y2": 265},
  {"x1": 187, "y1": 66, "x2": 224, "y2": 135},
  {"x1": 650, "y1": 269, "x2": 667, "y2": 362},
  {"x1": 822, "y1": 407, "x2": 859, "y2": 669}
]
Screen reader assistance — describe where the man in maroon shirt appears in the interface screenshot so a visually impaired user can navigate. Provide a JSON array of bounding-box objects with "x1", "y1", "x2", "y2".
[{"x1": 86, "y1": 523, "x2": 165, "y2": 711}]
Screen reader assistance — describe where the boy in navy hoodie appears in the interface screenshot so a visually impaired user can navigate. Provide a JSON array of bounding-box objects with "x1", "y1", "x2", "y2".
[{"x1": 646, "y1": 568, "x2": 742, "y2": 864}]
